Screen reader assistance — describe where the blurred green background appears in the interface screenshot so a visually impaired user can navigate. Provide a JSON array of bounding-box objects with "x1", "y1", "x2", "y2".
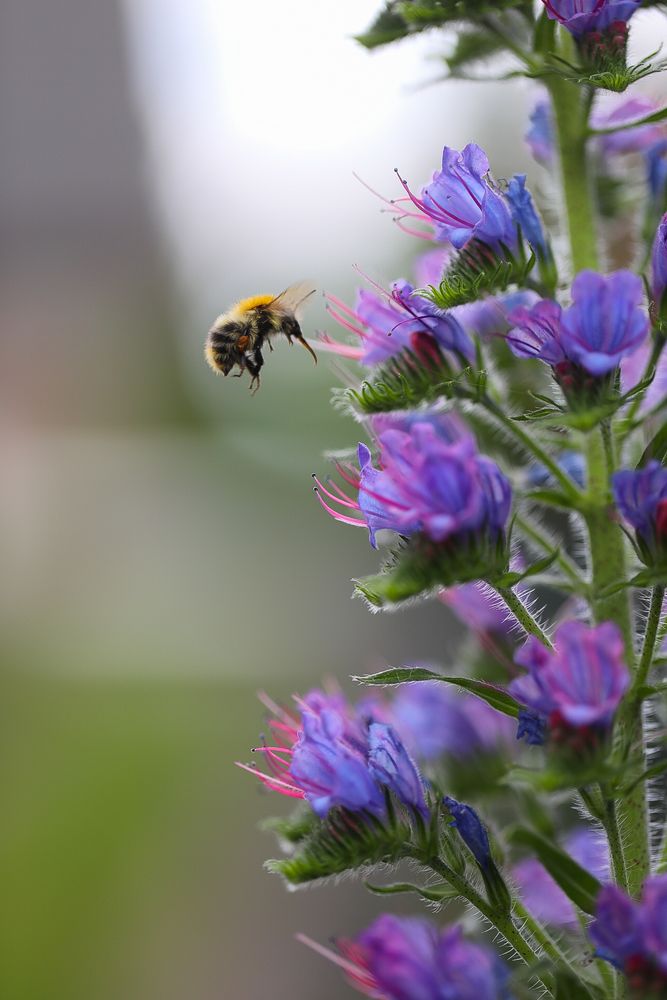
[{"x1": 3, "y1": 2, "x2": 666, "y2": 998}]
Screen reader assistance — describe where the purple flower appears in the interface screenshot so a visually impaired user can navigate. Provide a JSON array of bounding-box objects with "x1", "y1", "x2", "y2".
[
  {"x1": 390, "y1": 681, "x2": 512, "y2": 761},
  {"x1": 540, "y1": 0, "x2": 642, "y2": 36},
  {"x1": 593, "y1": 96, "x2": 665, "y2": 157},
  {"x1": 317, "y1": 419, "x2": 511, "y2": 551},
  {"x1": 368, "y1": 722, "x2": 429, "y2": 817},
  {"x1": 612, "y1": 461, "x2": 667, "y2": 563},
  {"x1": 238, "y1": 687, "x2": 429, "y2": 821},
  {"x1": 321, "y1": 280, "x2": 474, "y2": 367},
  {"x1": 516, "y1": 709, "x2": 547, "y2": 746},
  {"x1": 527, "y1": 451, "x2": 586, "y2": 490},
  {"x1": 514, "y1": 828, "x2": 610, "y2": 927},
  {"x1": 400, "y1": 143, "x2": 517, "y2": 252},
  {"x1": 440, "y1": 581, "x2": 510, "y2": 634},
  {"x1": 392, "y1": 280, "x2": 475, "y2": 360},
  {"x1": 507, "y1": 298, "x2": 566, "y2": 365},
  {"x1": 452, "y1": 290, "x2": 540, "y2": 342},
  {"x1": 312, "y1": 915, "x2": 512, "y2": 1000},
  {"x1": 509, "y1": 620, "x2": 629, "y2": 737},
  {"x1": 414, "y1": 246, "x2": 453, "y2": 288},
  {"x1": 590, "y1": 876, "x2": 667, "y2": 990},
  {"x1": 647, "y1": 139, "x2": 667, "y2": 204},
  {"x1": 526, "y1": 100, "x2": 554, "y2": 166},
  {"x1": 560, "y1": 271, "x2": 648, "y2": 376},
  {"x1": 506, "y1": 174, "x2": 549, "y2": 259},
  {"x1": 444, "y1": 796, "x2": 492, "y2": 869},
  {"x1": 508, "y1": 272, "x2": 648, "y2": 377},
  {"x1": 290, "y1": 707, "x2": 386, "y2": 818},
  {"x1": 652, "y1": 213, "x2": 667, "y2": 307}
]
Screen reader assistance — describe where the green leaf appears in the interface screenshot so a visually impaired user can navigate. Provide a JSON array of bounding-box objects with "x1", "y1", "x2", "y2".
[
  {"x1": 261, "y1": 808, "x2": 317, "y2": 845},
  {"x1": 445, "y1": 30, "x2": 505, "y2": 74},
  {"x1": 638, "y1": 418, "x2": 667, "y2": 468},
  {"x1": 266, "y1": 806, "x2": 413, "y2": 886},
  {"x1": 508, "y1": 827, "x2": 602, "y2": 914},
  {"x1": 555, "y1": 969, "x2": 603, "y2": 1000},
  {"x1": 494, "y1": 551, "x2": 558, "y2": 587},
  {"x1": 365, "y1": 879, "x2": 459, "y2": 903},
  {"x1": 532, "y1": 7, "x2": 556, "y2": 55},
  {"x1": 352, "y1": 666, "x2": 521, "y2": 718},
  {"x1": 355, "y1": 4, "x2": 409, "y2": 48},
  {"x1": 589, "y1": 103, "x2": 667, "y2": 137}
]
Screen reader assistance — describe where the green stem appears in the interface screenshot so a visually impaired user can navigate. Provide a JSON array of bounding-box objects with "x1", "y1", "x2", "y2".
[
  {"x1": 428, "y1": 858, "x2": 553, "y2": 996},
  {"x1": 495, "y1": 586, "x2": 554, "y2": 650},
  {"x1": 545, "y1": 51, "x2": 599, "y2": 273},
  {"x1": 584, "y1": 430, "x2": 649, "y2": 900},
  {"x1": 481, "y1": 395, "x2": 582, "y2": 500},
  {"x1": 633, "y1": 585, "x2": 665, "y2": 696},
  {"x1": 516, "y1": 515, "x2": 587, "y2": 592},
  {"x1": 602, "y1": 795, "x2": 629, "y2": 894}
]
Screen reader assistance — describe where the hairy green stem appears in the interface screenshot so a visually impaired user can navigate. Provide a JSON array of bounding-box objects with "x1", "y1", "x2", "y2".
[
  {"x1": 585, "y1": 430, "x2": 649, "y2": 899},
  {"x1": 546, "y1": 67, "x2": 599, "y2": 273},
  {"x1": 480, "y1": 396, "x2": 582, "y2": 499},
  {"x1": 633, "y1": 585, "x2": 665, "y2": 696},
  {"x1": 516, "y1": 515, "x2": 587, "y2": 592},
  {"x1": 494, "y1": 586, "x2": 554, "y2": 649},
  {"x1": 427, "y1": 858, "x2": 553, "y2": 996}
]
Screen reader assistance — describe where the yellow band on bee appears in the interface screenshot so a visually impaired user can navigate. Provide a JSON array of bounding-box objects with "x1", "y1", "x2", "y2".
[{"x1": 235, "y1": 293, "x2": 276, "y2": 313}]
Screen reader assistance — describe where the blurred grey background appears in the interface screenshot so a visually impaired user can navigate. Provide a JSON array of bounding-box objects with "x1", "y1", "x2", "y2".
[{"x1": 2, "y1": 2, "x2": 666, "y2": 998}]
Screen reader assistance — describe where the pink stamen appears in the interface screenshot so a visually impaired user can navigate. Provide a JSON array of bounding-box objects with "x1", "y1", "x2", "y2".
[
  {"x1": 297, "y1": 935, "x2": 381, "y2": 997},
  {"x1": 314, "y1": 489, "x2": 367, "y2": 526},
  {"x1": 317, "y1": 334, "x2": 364, "y2": 360},
  {"x1": 334, "y1": 461, "x2": 361, "y2": 490},
  {"x1": 312, "y1": 475, "x2": 360, "y2": 509},
  {"x1": 326, "y1": 478, "x2": 358, "y2": 505},
  {"x1": 325, "y1": 292, "x2": 361, "y2": 319},
  {"x1": 393, "y1": 216, "x2": 435, "y2": 240},
  {"x1": 325, "y1": 303, "x2": 369, "y2": 340},
  {"x1": 235, "y1": 761, "x2": 305, "y2": 798}
]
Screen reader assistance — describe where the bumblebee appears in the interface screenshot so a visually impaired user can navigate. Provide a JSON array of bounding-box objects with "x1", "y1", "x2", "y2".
[{"x1": 205, "y1": 281, "x2": 317, "y2": 392}]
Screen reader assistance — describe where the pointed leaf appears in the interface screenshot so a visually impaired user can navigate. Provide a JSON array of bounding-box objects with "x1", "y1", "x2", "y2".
[
  {"x1": 353, "y1": 666, "x2": 521, "y2": 718},
  {"x1": 508, "y1": 827, "x2": 602, "y2": 914}
]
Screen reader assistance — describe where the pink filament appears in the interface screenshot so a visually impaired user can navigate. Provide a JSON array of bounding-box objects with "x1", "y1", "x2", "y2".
[{"x1": 314, "y1": 488, "x2": 367, "y2": 526}]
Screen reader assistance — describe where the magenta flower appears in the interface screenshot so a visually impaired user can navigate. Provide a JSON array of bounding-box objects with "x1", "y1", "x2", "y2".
[
  {"x1": 397, "y1": 143, "x2": 517, "y2": 252},
  {"x1": 540, "y1": 0, "x2": 642, "y2": 36},
  {"x1": 300, "y1": 915, "x2": 512, "y2": 1000},
  {"x1": 590, "y1": 876, "x2": 667, "y2": 994},
  {"x1": 320, "y1": 281, "x2": 473, "y2": 367},
  {"x1": 509, "y1": 620, "x2": 629, "y2": 742},
  {"x1": 508, "y1": 271, "x2": 648, "y2": 378},
  {"x1": 316, "y1": 419, "x2": 510, "y2": 551},
  {"x1": 237, "y1": 688, "x2": 429, "y2": 821},
  {"x1": 612, "y1": 461, "x2": 667, "y2": 564}
]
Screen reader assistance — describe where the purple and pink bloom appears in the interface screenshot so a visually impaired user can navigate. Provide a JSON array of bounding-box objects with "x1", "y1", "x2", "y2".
[
  {"x1": 612, "y1": 461, "x2": 667, "y2": 563},
  {"x1": 314, "y1": 413, "x2": 511, "y2": 552},
  {"x1": 299, "y1": 914, "x2": 512, "y2": 1000},
  {"x1": 397, "y1": 143, "x2": 518, "y2": 252},
  {"x1": 540, "y1": 0, "x2": 642, "y2": 37},
  {"x1": 590, "y1": 875, "x2": 667, "y2": 995},
  {"x1": 444, "y1": 796, "x2": 492, "y2": 870},
  {"x1": 237, "y1": 687, "x2": 428, "y2": 820},
  {"x1": 508, "y1": 270, "x2": 648, "y2": 378},
  {"x1": 320, "y1": 281, "x2": 473, "y2": 368},
  {"x1": 509, "y1": 620, "x2": 629, "y2": 745}
]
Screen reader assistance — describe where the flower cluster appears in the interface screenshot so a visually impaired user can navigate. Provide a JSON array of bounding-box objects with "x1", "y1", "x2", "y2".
[
  {"x1": 302, "y1": 915, "x2": 512, "y2": 1000},
  {"x1": 239, "y1": 4, "x2": 667, "y2": 997}
]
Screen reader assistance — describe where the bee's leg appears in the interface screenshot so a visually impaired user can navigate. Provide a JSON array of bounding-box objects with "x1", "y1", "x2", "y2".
[{"x1": 244, "y1": 347, "x2": 264, "y2": 394}]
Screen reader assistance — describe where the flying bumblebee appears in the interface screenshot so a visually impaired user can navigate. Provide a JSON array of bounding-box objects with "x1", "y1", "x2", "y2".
[{"x1": 205, "y1": 281, "x2": 317, "y2": 393}]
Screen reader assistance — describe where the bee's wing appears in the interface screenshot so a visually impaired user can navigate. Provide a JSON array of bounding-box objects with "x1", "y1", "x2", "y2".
[{"x1": 272, "y1": 280, "x2": 317, "y2": 318}]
